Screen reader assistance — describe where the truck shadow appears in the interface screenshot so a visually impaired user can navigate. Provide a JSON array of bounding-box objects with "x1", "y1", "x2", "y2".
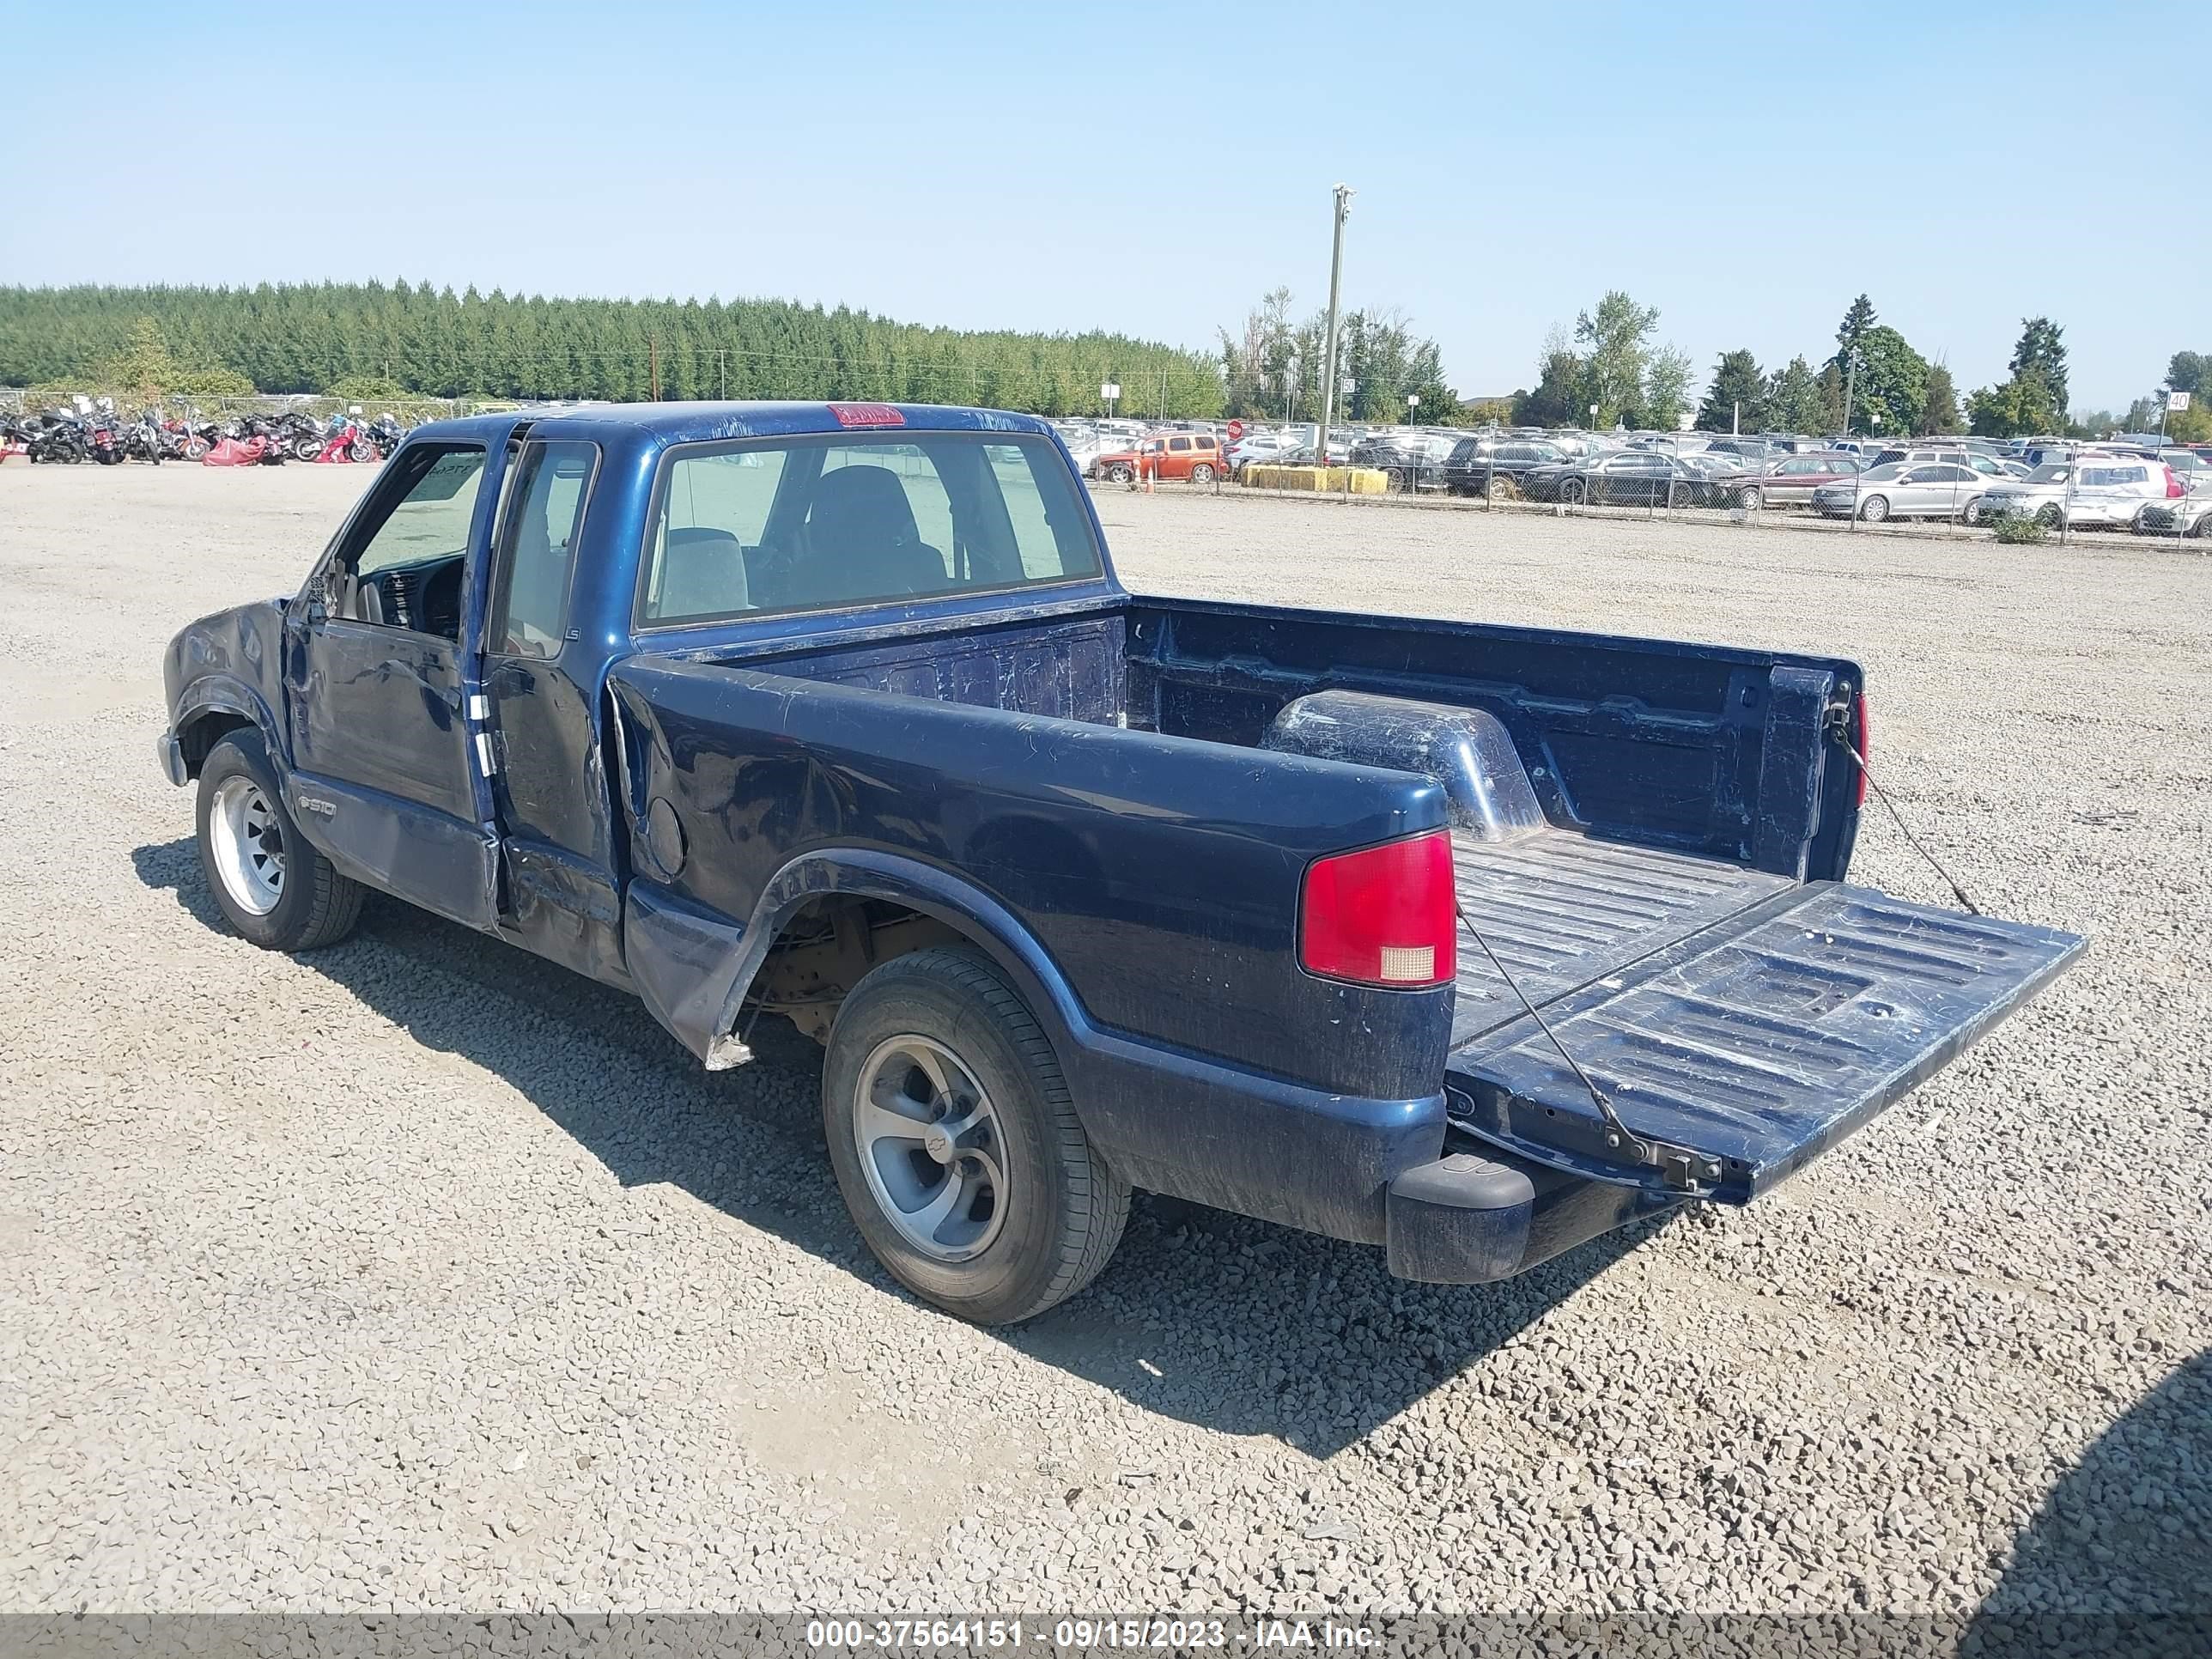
[
  {"x1": 1963, "y1": 1349, "x2": 2209, "y2": 1656},
  {"x1": 133, "y1": 836, "x2": 1658, "y2": 1457}
]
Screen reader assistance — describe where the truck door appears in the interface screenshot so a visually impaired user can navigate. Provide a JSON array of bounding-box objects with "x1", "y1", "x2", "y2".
[
  {"x1": 477, "y1": 437, "x2": 627, "y2": 983},
  {"x1": 283, "y1": 438, "x2": 507, "y2": 930}
]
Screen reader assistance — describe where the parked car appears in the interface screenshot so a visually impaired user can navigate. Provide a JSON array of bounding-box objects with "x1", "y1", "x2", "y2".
[
  {"x1": 2132, "y1": 496, "x2": 2212, "y2": 538},
  {"x1": 1227, "y1": 431, "x2": 1302, "y2": 474},
  {"x1": 1868, "y1": 447, "x2": 2014, "y2": 485},
  {"x1": 2158, "y1": 448, "x2": 2212, "y2": 494},
  {"x1": 1253, "y1": 440, "x2": 1354, "y2": 468},
  {"x1": 155, "y1": 398, "x2": 2080, "y2": 1326},
  {"x1": 1093, "y1": 430, "x2": 1227, "y2": 484},
  {"x1": 1811, "y1": 462, "x2": 1990, "y2": 523},
  {"x1": 1723, "y1": 453, "x2": 1863, "y2": 511},
  {"x1": 1350, "y1": 431, "x2": 1459, "y2": 491},
  {"x1": 1977, "y1": 459, "x2": 2186, "y2": 530},
  {"x1": 1524, "y1": 450, "x2": 1729, "y2": 507},
  {"x1": 1442, "y1": 438, "x2": 1568, "y2": 495}
]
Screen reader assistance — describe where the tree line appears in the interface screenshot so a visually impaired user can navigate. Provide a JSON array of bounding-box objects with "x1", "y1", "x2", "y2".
[
  {"x1": 5, "y1": 278, "x2": 2200, "y2": 445},
  {"x1": 0, "y1": 280, "x2": 1226, "y2": 418}
]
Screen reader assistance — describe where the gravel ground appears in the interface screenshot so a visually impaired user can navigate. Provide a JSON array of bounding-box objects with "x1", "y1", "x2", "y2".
[{"x1": 1, "y1": 465, "x2": 2205, "y2": 1621}]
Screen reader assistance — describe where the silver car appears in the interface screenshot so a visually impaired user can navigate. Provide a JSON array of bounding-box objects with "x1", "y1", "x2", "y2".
[
  {"x1": 1811, "y1": 461, "x2": 1988, "y2": 523},
  {"x1": 1979, "y1": 459, "x2": 2185, "y2": 530}
]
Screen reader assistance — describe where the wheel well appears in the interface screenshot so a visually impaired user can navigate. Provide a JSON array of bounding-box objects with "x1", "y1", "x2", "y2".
[
  {"x1": 178, "y1": 710, "x2": 254, "y2": 778},
  {"x1": 747, "y1": 896, "x2": 967, "y2": 1043}
]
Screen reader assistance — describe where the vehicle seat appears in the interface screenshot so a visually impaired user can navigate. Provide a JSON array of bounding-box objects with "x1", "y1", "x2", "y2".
[
  {"x1": 657, "y1": 526, "x2": 750, "y2": 618},
  {"x1": 803, "y1": 465, "x2": 946, "y2": 603}
]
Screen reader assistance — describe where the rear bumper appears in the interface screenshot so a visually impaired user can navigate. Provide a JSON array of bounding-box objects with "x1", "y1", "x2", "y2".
[
  {"x1": 155, "y1": 731, "x2": 187, "y2": 787},
  {"x1": 1076, "y1": 1040, "x2": 1668, "y2": 1285},
  {"x1": 1385, "y1": 1145, "x2": 1681, "y2": 1283}
]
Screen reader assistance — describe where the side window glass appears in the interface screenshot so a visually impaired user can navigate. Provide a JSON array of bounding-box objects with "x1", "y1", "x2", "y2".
[
  {"x1": 352, "y1": 447, "x2": 487, "y2": 584},
  {"x1": 331, "y1": 444, "x2": 487, "y2": 638},
  {"x1": 489, "y1": 441, "x2": 598, "y2": 659},
  {"x1": 1169, "y1": 437, "x2": 1192, "y2": 452}
]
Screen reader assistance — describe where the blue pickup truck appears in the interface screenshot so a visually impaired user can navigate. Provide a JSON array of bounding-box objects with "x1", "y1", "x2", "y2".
[{"x1": 159, "y1": 401, "x2": 2083, "y2": 1323}]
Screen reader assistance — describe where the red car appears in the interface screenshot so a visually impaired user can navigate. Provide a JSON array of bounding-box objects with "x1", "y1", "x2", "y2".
[
  {"x1": 1091, "y1": 431, "x2": 1225, "y2": 484},
  {"x1": 1720, "y1": 451, "x2": 1865, "y2": 510}
]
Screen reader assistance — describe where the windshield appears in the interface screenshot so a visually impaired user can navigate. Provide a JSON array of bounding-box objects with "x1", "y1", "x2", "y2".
[
  {"x1": 2027, "y1": 465, "x2": 2070, "y2": 483},
  {"x1": 640, "y1": 431, "x2": 1103, "y2": 626}
]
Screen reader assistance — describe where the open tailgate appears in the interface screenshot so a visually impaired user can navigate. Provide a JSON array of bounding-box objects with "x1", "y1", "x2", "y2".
[{"x1": 1445, "y1": 881, "x2": 2085, "y2": 1202}]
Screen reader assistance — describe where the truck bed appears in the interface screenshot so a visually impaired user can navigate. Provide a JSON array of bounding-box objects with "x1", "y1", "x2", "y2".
[{"x1": 641, "y1": 592, "x2": 2078, "y2": 1207}]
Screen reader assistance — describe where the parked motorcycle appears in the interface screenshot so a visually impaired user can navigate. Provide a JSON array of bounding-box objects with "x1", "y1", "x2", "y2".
[
  {"x1": 120, "y1": 412, "x2": 166, "y2": 465},
  {"x1": 23, "y1": 410, "x2": 91, "y2": 464}
]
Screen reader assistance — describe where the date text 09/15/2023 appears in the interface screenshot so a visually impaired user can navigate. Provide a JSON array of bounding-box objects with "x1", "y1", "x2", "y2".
[{"x1": 805, "y1": 1618, "x2": 1379, "y2": 1650}]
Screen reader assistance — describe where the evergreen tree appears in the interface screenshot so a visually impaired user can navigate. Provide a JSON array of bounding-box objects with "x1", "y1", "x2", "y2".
[
  {"x1": 1918, "y1": 363, "x2": 1960, "y2": 435},
  {"x1": 1696, "y1": 349, "x2": 1767, "y2": 432},
  {"x1": 1814, "y1": 362, "x2": 1848, "y2": 433},
  {"x1": 1512, "y1": 336, "x2": 1584, "y2": 428},
  {"x1": 2008, "y1": 318, "x2": 2069, "y2": 419},
  {"x1": 1836, "y1": 294, "x2": 1878, "y2": 356}
]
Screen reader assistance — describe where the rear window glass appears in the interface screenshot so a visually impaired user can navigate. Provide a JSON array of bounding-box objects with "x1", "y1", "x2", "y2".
[{"x1": 640, "y1": 431, "x2": 1103, "y2": 626}]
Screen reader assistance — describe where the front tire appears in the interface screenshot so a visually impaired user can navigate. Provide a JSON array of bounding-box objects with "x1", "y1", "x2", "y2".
[
  {"x1": 1736, "y1": 485, "x2": 1763, "y2": 512},
  {"x1": 195, "y1": 730, "x2": 362, "y2": 951},
  {"x1": 1859, "y1": 494, "x2": 1890, "y2": 523},
  {"x1": 823, "y1": 947, "x2": 1129, "y2": 1325}
]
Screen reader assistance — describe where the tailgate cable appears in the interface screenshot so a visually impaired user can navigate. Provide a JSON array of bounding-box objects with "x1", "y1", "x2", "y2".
[
  {"x1": 1825, "y1": 704, "x2": 1981, "y2": 915},
  {"x1": 1455, "y1": 903, "x2": 1644, "y2": 1160}
]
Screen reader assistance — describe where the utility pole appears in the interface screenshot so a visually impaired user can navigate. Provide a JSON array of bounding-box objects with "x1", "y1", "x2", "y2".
[
  {"x1": 1315, "y1": 184, "x2": 1354, "y2": 471},
  {"x1": 649, "y1": 335, "x2": 660, "y2": 402},
  {"x1": 1842, "y1": 348, "x2": 1862, "y2": 438}
]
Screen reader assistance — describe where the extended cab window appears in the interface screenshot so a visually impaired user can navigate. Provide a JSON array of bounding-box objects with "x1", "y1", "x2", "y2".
[
  {"x1": 489, "y1": 441, "x2": 597, "y2": 659},
  {"x1": 331, "y1": 444, "x2": 487, "y2": 639},
  {"x1": 641, "y1": 431, "x2": 1103, "y2": 626}
]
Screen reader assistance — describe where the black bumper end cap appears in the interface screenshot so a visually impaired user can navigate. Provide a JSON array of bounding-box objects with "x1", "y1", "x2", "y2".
[{"x1": 1385, "y1": 1152, "x2": 1536, "y2": 1284}]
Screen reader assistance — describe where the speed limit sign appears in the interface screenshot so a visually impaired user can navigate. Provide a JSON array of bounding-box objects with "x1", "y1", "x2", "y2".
[{"x1": 1226, "y1": 419, "x2": 1244, "y2": 442}]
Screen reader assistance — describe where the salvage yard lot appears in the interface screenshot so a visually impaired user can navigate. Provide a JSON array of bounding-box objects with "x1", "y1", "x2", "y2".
[{"x1": 1, "y1": 465, "x2": 2205, "y2": 1617}]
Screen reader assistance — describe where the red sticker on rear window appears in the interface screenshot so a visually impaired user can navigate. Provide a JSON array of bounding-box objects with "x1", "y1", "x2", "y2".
[{"x1": 828, "y1": 403, "x2": 905, "y2": 428}]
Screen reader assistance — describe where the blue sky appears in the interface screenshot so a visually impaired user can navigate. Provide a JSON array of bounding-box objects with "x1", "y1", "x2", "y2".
[{"x1": 4, "y1": 2, "x2": 2204, "y2": 412}]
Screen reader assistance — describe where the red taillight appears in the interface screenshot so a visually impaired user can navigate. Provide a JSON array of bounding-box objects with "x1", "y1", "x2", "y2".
[
  {"x1": 828, "y1": 402, "x2": 904, "y2": 428},
  {"x1": 1852, "y1": 694, "x2": 1871, "y2": 809},
  {"x1": 1299, "y1": 830, "x2": 1456, "y2": 988},
  {"x1": 2165, "y1": 466, "x2": 2185, "y2": 498}
]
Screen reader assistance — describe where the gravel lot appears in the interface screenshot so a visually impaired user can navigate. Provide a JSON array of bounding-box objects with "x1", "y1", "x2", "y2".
[{"x1": 1, "y1": 465, "x2": 2205, "y2": 1623}]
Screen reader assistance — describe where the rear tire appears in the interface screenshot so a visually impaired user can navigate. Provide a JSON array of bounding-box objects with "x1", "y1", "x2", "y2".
[
  {"x1": 195, "y1": 730, "x2": 362, "y2": 952},
  {"x1": 822, "y1": 947, "x2": 1129, "y2": 1325},
  {"x1": 1189, "y1": 462, "x2": 1216, "y2": 484}
]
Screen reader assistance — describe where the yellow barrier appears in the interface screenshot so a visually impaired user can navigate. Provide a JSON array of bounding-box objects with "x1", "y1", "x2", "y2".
[{"x1": 1241, "y1": 465, "x2": 1389, "y2": 495}]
